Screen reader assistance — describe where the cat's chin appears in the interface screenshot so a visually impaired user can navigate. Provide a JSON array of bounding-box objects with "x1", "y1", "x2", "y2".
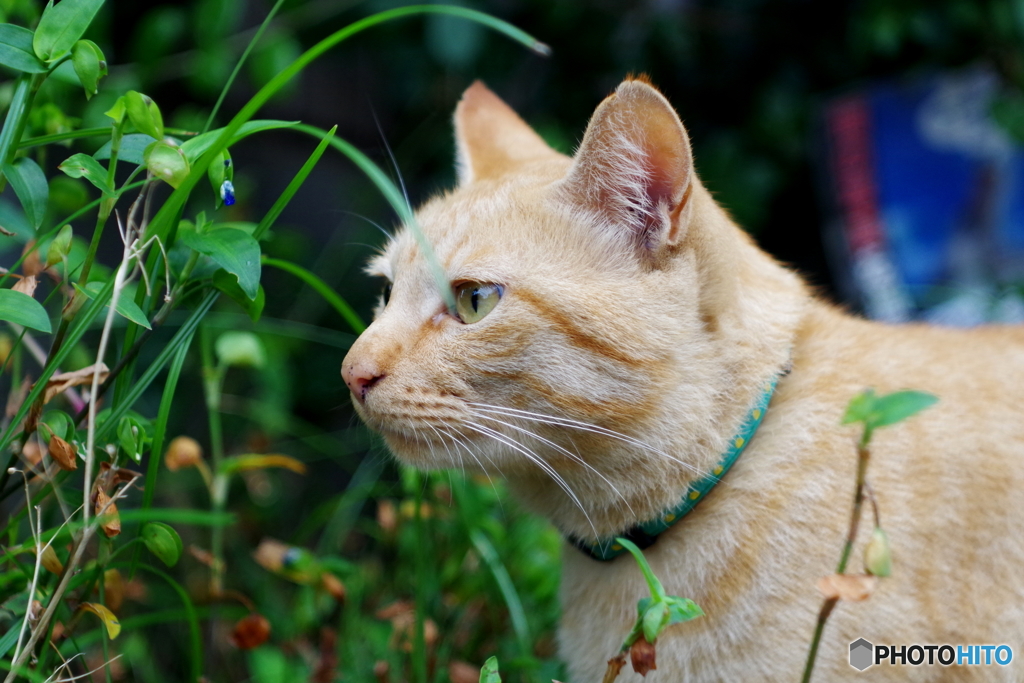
[{"x1": 377, "y1": 428, "x2": 464, "y2": 470}]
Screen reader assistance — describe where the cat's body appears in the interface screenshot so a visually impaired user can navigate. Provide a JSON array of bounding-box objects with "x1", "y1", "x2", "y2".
[{"x1": 342, "y1": 79, "x2": 1024, "y2": 681}]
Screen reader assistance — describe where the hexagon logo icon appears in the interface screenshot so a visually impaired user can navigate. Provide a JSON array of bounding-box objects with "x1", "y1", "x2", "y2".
[{"x1": 850, "y1": 638, "x2": 874, "y2": 671}]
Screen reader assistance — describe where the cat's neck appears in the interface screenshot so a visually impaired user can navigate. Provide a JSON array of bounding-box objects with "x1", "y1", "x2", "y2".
[{"x1": 507, "y1": 182, "x2": 809, "y2": 540}]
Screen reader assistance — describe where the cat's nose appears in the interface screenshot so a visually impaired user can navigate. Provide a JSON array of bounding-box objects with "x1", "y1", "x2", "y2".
[{"x1": 343, "y1": 359, "x2": 383, "y2": 402}]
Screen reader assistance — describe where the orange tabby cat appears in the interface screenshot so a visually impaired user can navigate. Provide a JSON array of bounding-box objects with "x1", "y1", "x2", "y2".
[{"x1": 341, "y1": 78, "x2": 1024, "y2": 681}]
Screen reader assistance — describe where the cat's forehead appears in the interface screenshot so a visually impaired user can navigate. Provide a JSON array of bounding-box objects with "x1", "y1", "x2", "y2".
[{"x1": 371, "y1": 172, "x2": 576, "y2": 281}]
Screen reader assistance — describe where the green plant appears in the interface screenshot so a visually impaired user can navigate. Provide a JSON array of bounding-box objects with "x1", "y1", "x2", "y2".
[
  {"x1": 800, "y1": 388, "x2": 937, "y2": 683},
  {"x1": 0, "y1": 2, "x2": 549, "y2": 681}
]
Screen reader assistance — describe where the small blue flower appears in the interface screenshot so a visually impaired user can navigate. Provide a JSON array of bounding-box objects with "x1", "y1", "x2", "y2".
[{"x1": 220, "y1": 179, "x2": 236, "y2": 206}]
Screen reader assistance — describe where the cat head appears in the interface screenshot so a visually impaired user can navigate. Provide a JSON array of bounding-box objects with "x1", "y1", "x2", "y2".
[{"x1": 341, "y1": 78, "x2": 800, "y2": 536}]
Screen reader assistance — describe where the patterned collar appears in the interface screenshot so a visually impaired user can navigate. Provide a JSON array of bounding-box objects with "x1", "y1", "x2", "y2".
[{"x1": 569, "y1": 366, "x2": 788, "y2": 562}]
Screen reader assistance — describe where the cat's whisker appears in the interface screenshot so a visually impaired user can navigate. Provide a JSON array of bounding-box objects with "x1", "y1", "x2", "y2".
[
  {"x1": 464, "y1": 422, "x2": 598, "y2": 539},
  {"x1": 439, "y1": 425, "x2": 506, "y2": 511},
  {"x1": 467, "y1": 402, "x2": 704, "y2": 476},
  {"x1": 471, "y1": 411, "x2": 635, "y2": 518}
]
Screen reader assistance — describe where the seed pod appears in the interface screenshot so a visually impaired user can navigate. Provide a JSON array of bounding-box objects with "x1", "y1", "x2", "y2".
[
  {"x1": 123, "y1": 91, "x2": 164, "y2": 139},
  {"x1": 46, "y1": 225, "x2": 73, "y2": 268},
  {"x1": 48, "y1": 435, "x2": 78, "y2": 471},
  {"x1": 71, "y1": 40, "x2": 106, "y2": 99},
  {"x1": 863, "y1": 527, "x2": 892, "y2": 577},
  {"x1": 144, "y1": 141, "x2": 189, "y2": 189},
  {"x1": 141, "y1": 522, "x2": 182, "y2": 567}
]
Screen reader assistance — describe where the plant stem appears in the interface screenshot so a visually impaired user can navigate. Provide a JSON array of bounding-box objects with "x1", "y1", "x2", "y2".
[
  {"x1": 200, "y1": 325, "x2": 227, "y2": 595},
  {"x1": 412, "y1": 474, "x2": 428, "y2": 683},
  {"x1": 0, "y1": 72, "x2": 46, "y2": 191},
  {"x1": 800, "y1": 441, "x2": 872, "y2": 682},
  {"x1": 801, "y1": 598, "x2": 838, "y2": 683}
]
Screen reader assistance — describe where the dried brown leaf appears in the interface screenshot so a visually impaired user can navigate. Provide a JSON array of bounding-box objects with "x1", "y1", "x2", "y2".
[
  {"x1": 104, "y1": 569, "x2": 124, "y2": 613},
  {"x1": 42, "y1": 362, "x2": 109, "y2": 404},
  {"x1": 320, "y1": 572, "x2": 346, "y2": 602},
  {"x1": 165, "y1": 435, "x2": 203, "y2": 471},
  {"x1": 816, "y1": 573, "x2": 879, "y2": 602},
  {"x1": 35, "y1": 544, "x2": 63, "y2": 574},
  {"x1": 229, "y1": 612, "x2": 270, "y2": 649},
  {"x1": 252, "y1": 538, "x2": 289, "y2": 572},
  {"x1": 375, "y1": 600, "x2": 414, "y2": 621},
  {"x1": 21, "y1": 241, "x2": 41, "y2": 277},
  {"x1": 12, "y1": 274, "x2": 37, "y2": 297},
  {"x1": 376, "y1": 499, "x2": 397, "y2": 534},
  {"x1": 48, "y1": 435, "x2": 77, "y2": 471},
  {"x1": 373, "y1": 661, "x2": 390, "y2": 683},
  {"x1": 189, "y1": 545, "x2": 215, "y2": 568},
  {"x1": 0, "y1": 224, "x2": 15, "y2": 237},
  {"x1": 630, "y1": 636, "x2": 657, "y2": 676},
  {"x1": 94, "y1": 490, "x2": 121, "y2": 538}
]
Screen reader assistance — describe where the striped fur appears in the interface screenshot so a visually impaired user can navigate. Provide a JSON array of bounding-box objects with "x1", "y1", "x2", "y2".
[{"x1": 342, "y1": 79, "x2": 1024, "y2": 681}]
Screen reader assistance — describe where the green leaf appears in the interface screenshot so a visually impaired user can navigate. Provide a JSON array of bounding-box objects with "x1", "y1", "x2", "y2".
[
  {"x1": 220, "y1": 453, "x2": 305, "y2": 475},
  {"x1": 641, "y1": 600, "x2": 669, "y2": 642},
  {"x1": 75, "y1": 282, "x2": 151, "y2": 329},
  {"x1": 0, "y1": 23, "x2": 48, "y2": 73},
  {"x1": 213, "y1": 269, "x2": 263, "y2": 323},
  {"x1": 58, "y1": 152, "x2": 113, "y2": 195},
  {"x1": 178, "y1": 226, "x2": 260, "y2": 299},
  {"x1": 117, "y1": 415, "x2": 144, "y2": 462},
  {"x1": 871, "y1": 390, "x2": 938, "y2": 428},
  {"x1": 4, "y1": 156, "x2": 49, "y2": 229},
  {"x1": 664, "y1": 596, "x2": 704, "y2": 625},
  {"x1": 141, "y1": 522, "x2": 182, "y2": 567},
  {"x1": 93, "y1": 133, "x2": 158, "y2": 165},
  {"x1": 179, "y1": 119, "x2": 298, "y2": 162},
  {"x1": 841, "y1": 388, "x2": 877, "y2": 425},
  {"x1": 841, "y1": 388, "x2": 937, "y2": 429},
  {"x1": 0, "y1": 288, "x2": 51, "y2": 332},
  {"x1": 124, "y1": 90, "x2": 163, "y2": 139},
  {"x1": 33, "y1": 0, "x2": 105, "y2": 61},
  {"x1": 71, "y1": 38, "x2": 106, "y2": 98},
  {"x1": 479, "y1": 656, "x2": 501, "y2": 683},
  {"x1": 144, "y1": 140, "x2": 188, "y2": 188},
  {"x1": 45, "y1": 224, "x2": 73, "y2": 267}
]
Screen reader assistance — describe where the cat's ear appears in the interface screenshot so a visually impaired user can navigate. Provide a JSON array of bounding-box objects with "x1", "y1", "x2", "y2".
[
  {"x1": 454, "y1": 81, "x2": 558, "y2": 185},
  {"x1": 563, "y1": 78, "x2": 694, "y2": 255}
]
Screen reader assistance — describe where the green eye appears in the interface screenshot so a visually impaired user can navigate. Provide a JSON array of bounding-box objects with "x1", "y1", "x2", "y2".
[{"x1": 454, "y1": 282, "x2": 502, "y2": 324}]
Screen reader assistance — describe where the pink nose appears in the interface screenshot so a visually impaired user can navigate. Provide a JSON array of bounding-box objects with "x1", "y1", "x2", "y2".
[{"x1": 342, "y1": 359, "x2": 383, "y2": 402}]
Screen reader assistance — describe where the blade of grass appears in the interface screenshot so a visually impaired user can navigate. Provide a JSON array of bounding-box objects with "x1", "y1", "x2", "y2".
[
  {"x1": 94, "y1": 292, "x2": 218, "y2": 443},
  {"x1": 128, "y1": 563, "x2": 202, "y2": 683},
  {"x1": 253, "y1": 124, "x2": 336, "y2": 240},
  {"x1": 128, "y1": 335, "x2": 194, "y2": 579},
  {"x1": 262, "y1": 257, "x2": 364, "y2": 334},
  {"x1": 203, "y1": 0, "x2": 286, "y2": 133},
  {"x1": 293, "y1": 122, "x2": 455, "y2": 312},
  {"x1": 145, "y1": 6, "x2": 548, "y2": 305},
  {"x1": 469, "y1": 527, "x2": 532, "y2": 659},
  {"x1": 17, "y1": 126, "x2": 110, "y2": 149}
]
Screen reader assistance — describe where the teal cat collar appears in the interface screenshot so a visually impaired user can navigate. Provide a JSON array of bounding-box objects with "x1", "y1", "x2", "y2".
[{"x1": 569, "y1": 366, "x2": 787, "y2": 562}]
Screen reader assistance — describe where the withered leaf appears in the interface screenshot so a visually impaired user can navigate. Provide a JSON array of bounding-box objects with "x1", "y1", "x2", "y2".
[
  {"x1": 630, "y1": 636, "x2": 657, "y2": 677},
  {"x1": 94, "y1": 490, "x2": 121, "y2": 537},
  {"x1": 165, "y1": 435, "x2": 203, "y2": 471},
  {"x1": 229, "y1": 612, "x2": 271, "y2": 649},
  {"x1": 816, "y1": 573, "x2": 879, "y2": 602},
  {"x1": 22, "y1": 241, "x2": 41, "y2": 277},
  {"x1": 42, "y1": 362, "x2": 109, "y2": 404},
  {"x1": 48, "y1": 435, "x2": 78, "y2": 471},
  {"x1": 12, "y1": 274, "x2": 37, "y2": 297}
]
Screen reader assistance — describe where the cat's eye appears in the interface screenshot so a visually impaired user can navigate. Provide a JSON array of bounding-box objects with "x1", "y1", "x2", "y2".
[{"x1": 454, "y1": 282, "x2": 502, "y2": 324}]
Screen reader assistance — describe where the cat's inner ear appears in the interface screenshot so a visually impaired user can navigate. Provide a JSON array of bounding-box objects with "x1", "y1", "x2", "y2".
[
  {"x1": 454, "y1": 81, "x2": 559, "y2": 185},
  {"x1": 563, "y1": 78, "x2": 694, "y2": 253}
]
